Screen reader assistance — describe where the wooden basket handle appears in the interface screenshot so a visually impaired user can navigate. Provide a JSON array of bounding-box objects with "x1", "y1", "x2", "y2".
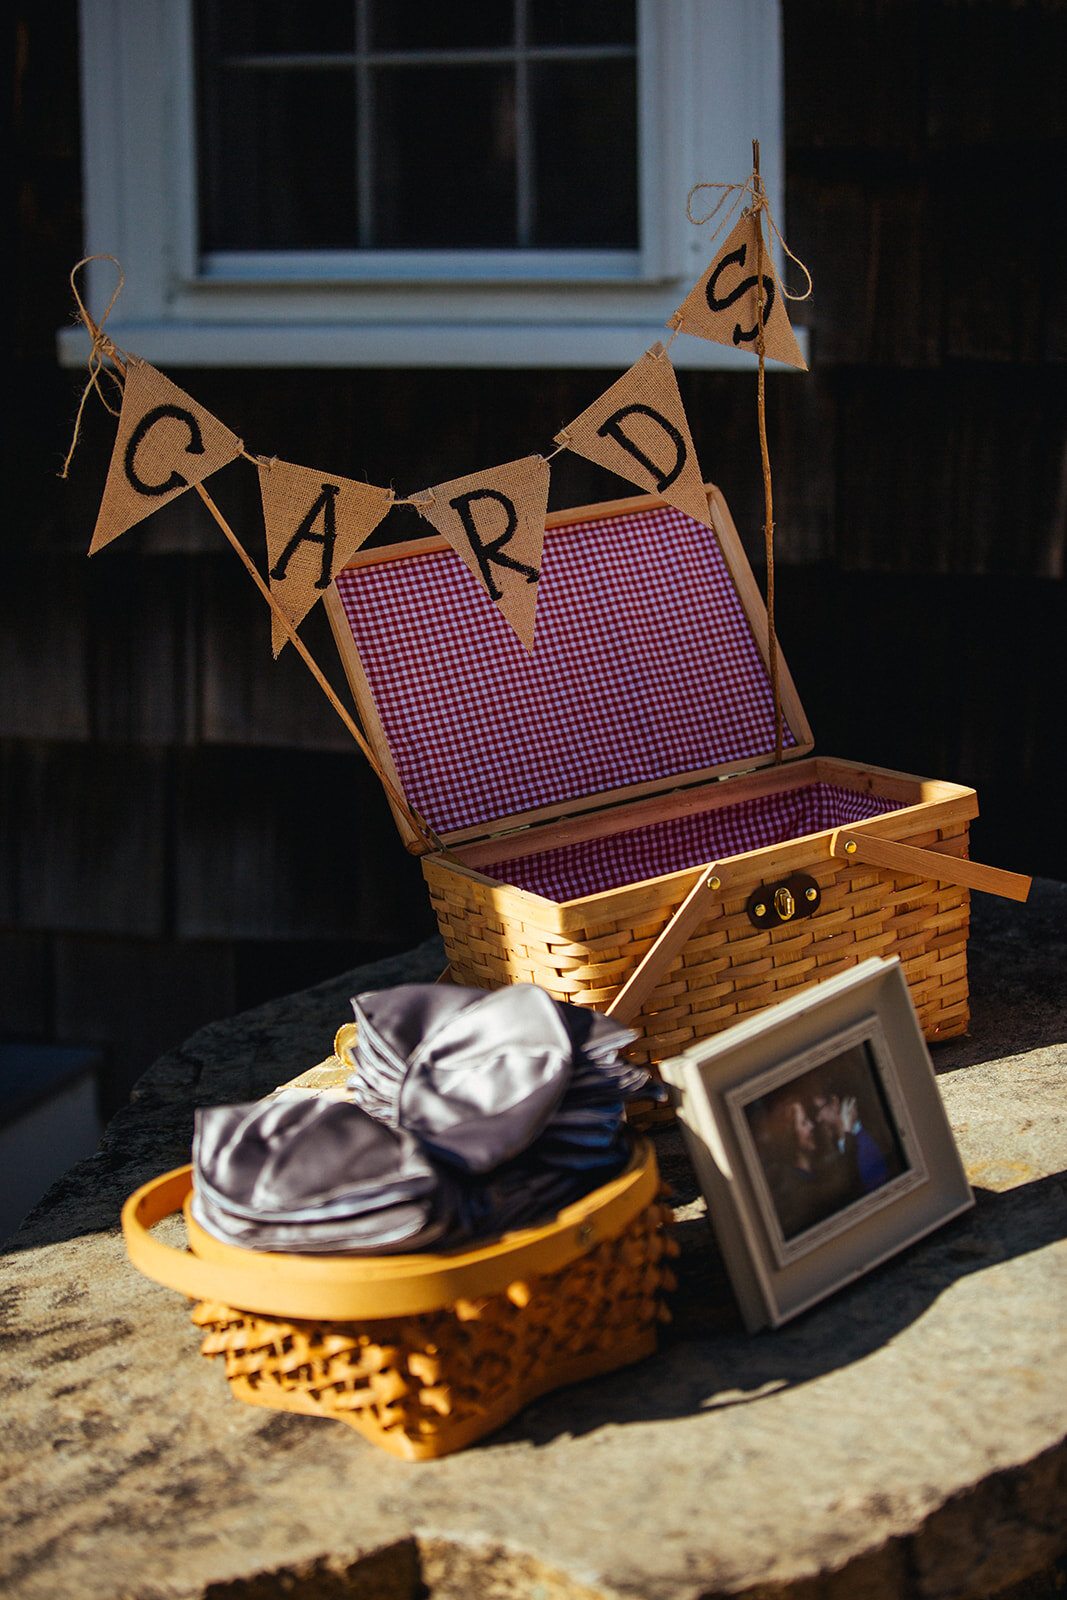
[
  {"x1": 604, "y1": 829, "x2": 1031, "y2": 1026},
  {"x1": 829, "y1": 831, "x2": 1031, "y2": 902},
  {"x1": 606, "y1": 865, "x2": 725, "y2": 1026}
]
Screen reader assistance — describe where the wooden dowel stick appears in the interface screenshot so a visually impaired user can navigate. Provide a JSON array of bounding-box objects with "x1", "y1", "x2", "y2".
[
  {"x1": 191, "y1": 481, "x2": 442, "y2": 853},
  {"x1": 752, "y1": 139, "x2": 783, "y2": 765}
]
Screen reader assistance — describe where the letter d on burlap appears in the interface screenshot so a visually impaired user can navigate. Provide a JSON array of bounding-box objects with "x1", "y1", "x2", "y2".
[
  {"x1": 259, "y1": 459, "x2": 394, "y2": 655},
  {"x1": 416, "y1": 455, "x2": 550, "y2": 653},
  {"x1": 89, "y1": 360, "x2": 243, "y2": 554},
  {"x1": 556, "y1": 344, "x2": 712, "y2": 528}
]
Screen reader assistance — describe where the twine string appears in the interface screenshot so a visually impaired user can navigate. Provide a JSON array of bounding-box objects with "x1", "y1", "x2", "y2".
[
  {"x1": 685, "y1": 177, "x2": 813, "y2": 302},
  {"x1": 686, "y1": 179, "x2": 750, "y2": 240},
  {"x1": 61, "y1": 256, "x2": 131, "y2": 477},
  {"x1": 396, "y1": 452, "x2": 556, "y2": 498},
  {"x1": 764, "y1": 208, "x2": 813, "y2": 304},
  {"x1": 750, "y1": 141, "x2": 783, "y2": 765}
]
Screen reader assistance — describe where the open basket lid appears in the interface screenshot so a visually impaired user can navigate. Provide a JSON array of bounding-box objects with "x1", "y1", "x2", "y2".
[{"x1": 326, "y1": 486, "x2": 813, "y2": 851}]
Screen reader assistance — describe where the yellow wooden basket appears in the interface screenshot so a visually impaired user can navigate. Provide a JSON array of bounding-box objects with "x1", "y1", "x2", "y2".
[{"x1": 122, "y1": 1140, "x2": 676, "y2": 1461}]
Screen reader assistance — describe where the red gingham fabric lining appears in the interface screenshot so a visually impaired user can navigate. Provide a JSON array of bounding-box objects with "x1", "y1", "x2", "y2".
[
  {"x1": 334, "y1": 504, "x2": 797, "y2": 834},
  {"x1": 482, "y1": 783, "x2": 904, "y2": 902}
]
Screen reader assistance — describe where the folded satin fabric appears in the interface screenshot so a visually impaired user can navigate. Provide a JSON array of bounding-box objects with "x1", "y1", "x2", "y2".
[
  {"x1": 355, "y1": 984, "x2": 577, "y2": 1171},
  {"x1": 351, "y1": 983, "x2": 651, "y2": 1174},
  {"x1": 190, "y1": 1091, "x2": 453, "y2": 1253},
  {"x1": 192, "y1": 983, "x2": 660, "y2": 1255}
]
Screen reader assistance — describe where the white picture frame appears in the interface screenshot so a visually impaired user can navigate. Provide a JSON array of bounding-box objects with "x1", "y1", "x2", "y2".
[{"x1": 659, "y1": 957, "x2": 974, "y2": 1332}]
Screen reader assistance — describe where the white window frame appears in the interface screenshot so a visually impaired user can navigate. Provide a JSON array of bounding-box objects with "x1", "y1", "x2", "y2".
[{"x1": 60, "y1": 0, "x2": 796, "y2": 369}]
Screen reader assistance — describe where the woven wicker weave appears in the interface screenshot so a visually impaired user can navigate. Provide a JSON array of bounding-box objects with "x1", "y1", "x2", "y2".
[
  {"x1": 123, "y1": 1142, "x2": 676, "y2": 1460},
  {"x1": 424, "y1": 768, "x2": 979, "y2": 1065},
  {"x1": 191, "y1": 1193, "x2": 674, "y2": 1460}
]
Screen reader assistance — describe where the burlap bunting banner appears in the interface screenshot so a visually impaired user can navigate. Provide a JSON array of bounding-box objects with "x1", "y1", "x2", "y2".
[
  {"x1": 415, "y1": 455, "x2": 550, "y2": 653},
  {"x1": 668, "y1": 209, "x2": 807, "y2": 370},
  {"x1": 556, "y1": 343, "x2": 711, "y2": 528},
  {"x1": 258, "y1": 459, "x2": 393, "y2": 655},
  {"x1": 80, "y1": 189, "x2": 809, "y2": 664},
  {"x1": 88, "y1": 359, "x2": 243, "y2": 554}
]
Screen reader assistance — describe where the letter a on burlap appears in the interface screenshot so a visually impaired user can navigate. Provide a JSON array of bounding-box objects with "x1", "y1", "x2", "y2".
[
  {"x1": 556, "y1": 344, "x2": 711, "y2": 528},
  {"x1": 668, "y1": 210, "x2": 807, "y2": 370},
  {"x1": 415, "y1": 455, "x2": 550, "y2": 653},
  {"x1": 89, "y1": 360, "x2": 243, "y2": 554},
  {"x1": 259, "y1": 459, "x2": 394, "y2": 655}
]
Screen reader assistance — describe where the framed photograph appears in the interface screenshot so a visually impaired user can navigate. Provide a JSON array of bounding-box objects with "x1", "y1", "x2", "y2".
[{"x1": 659, "y1": 957, "x2": 973, "y2": 1331}]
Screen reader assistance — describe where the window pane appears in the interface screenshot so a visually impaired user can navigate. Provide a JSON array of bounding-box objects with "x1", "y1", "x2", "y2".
[
  {"x1": 199, "y1": 67, "x2": 358, "y2": 250},
  {"x1": 528, "y1": 0, "x2": 636, "y2": 49},
  {"x1": 373, "y1": 66, "x2": 516, "y2": 247},
  {"x1": 195, "y1": 2, "x2": 641, "y2": 257},
  {"x1": 530, "y1": 59, "x2": 637, "y2": 247},
  {"x1": 200, "y1": 0, "x2": 355, "y2": 56},
  {"x1": 371, "y1": 0, "x2": 511, "y2": 52}
]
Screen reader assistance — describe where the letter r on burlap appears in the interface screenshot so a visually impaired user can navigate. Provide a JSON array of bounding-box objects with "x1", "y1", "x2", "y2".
[{"x1": 415, "y1": 455, "x2": 550, "y2": 653}]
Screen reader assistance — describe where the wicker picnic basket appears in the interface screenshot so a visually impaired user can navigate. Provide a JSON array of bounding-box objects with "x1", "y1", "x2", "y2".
[
  {"x1": 325, "y1": 486, "x2": 1029, "y2": 1070},
  {"x1": 122, "y1": 1138, "x2": 675, "y2": 1461}
]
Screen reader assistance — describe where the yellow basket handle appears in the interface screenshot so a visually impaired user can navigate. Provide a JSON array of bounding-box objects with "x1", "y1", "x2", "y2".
[
  {"x1": 829, "y1": 830, "x2": 1031, "y2": 902},
  {"x1": 123, "y1": 1166, "x2": 316, "y2": 1313},
  {"x1": 122, "y1": 1146, "x2": 661, "y2": 1323}
]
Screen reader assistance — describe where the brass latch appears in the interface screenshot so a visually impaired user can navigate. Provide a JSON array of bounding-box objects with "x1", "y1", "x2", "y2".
[{"x1": 746, "y1": 873, "x2": 821, "y2": 930}]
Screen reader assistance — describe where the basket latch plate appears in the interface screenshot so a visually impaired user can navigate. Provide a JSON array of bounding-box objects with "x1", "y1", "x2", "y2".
[{"x1": 746, "y1": 873, "x2": 821, "y2": 929}]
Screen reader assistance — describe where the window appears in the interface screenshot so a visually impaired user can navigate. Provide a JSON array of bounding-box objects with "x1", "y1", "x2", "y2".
[
  {"x1": 63, "y1": 0, "x2": 789, "y2": 368},
  {"x1": 196, "y1": 1, "x2": 638, "y2": 259}
]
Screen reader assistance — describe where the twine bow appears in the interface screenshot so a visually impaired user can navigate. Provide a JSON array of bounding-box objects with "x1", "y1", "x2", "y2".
[
  {"x1": 684, "y1": 178, "x2": 813, "y2": 304},
  {"x1": 60, "y1": 256, "x2": 131, "y2": 478}
]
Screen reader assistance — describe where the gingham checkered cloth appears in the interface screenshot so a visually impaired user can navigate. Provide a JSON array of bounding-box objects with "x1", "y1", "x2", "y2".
[
  {"x1": 482, "y1": 783, "x2": 903, "y2": 902},
  {"x1": 334, "y1": 504, "x2": 798, "y2": 834}
]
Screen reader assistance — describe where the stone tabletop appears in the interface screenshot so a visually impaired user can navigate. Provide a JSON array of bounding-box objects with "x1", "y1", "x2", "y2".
[{"x1": 2, "y1": 884, "x2": 1065, "y2": 1600}]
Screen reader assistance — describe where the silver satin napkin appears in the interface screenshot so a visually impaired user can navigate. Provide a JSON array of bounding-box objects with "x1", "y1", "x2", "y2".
[
  {"x1": 190, "y1": 1092, "x2": 452, "y2": 1254},
  {"x1": 354, "y1": 983, "x2": 608, "y2": 1170},
  {"x1": 351, "y1": 982, "x2": 653, "y2": 1173},
  {"x1": 192, "y1": 982, "x2": 658, "y2": 1255}
]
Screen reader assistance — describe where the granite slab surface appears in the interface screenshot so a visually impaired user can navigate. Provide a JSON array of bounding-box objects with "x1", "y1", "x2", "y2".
[{"x1": 1, "y1": 886, "x2": 1065, "y2": 1600}]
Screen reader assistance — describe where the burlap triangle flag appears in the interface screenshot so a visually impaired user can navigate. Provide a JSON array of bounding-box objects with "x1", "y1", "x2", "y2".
[
  {"x1": 415, "y1": 455, "x2": 550, "y2": 653},
  {"x1": 89, "y1": 359, "x2": 244, "y2": 554},
  {"x1": 259, "y1": 459, "x2": 394, "y2": 655},
  {"x1": 556, "y1": 344, "x2": 711, "y2": 527},
  {"x1": 668, "y1": 210, "x2": 807, "y2": 370}
]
